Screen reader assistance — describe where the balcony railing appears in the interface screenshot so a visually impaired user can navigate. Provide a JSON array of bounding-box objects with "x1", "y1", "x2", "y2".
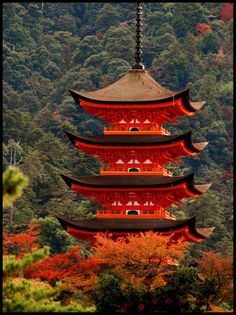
[
  {"x1": 104, "y1": 126, "x2": 170, "y2": 135},
  {"x1": 100, "y1": 168, "x2": 173, "y2": 176},
  {"x1": 96, "y1": 209, "x2": 176, "y2": 220}
]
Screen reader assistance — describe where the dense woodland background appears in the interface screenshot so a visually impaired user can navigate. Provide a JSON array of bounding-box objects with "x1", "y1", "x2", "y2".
[
  {"x1": 2, "y1": 2, "x2": 233, "y2": 312},
  {"x1": 3, "y1": 3, "x2": 233, "y2": 256}
]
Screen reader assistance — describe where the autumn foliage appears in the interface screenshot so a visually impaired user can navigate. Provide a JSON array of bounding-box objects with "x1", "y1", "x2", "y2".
[
  {"x1": 24, "y1": 246, "x2": 102, "y2": 298},
  {"x1": 3, "y1": 224, "x2": 40, "y2": 258},
  {"x1": 197, "y1": 251, "x2": 233, "y2": 306},
  {"x1": 220, "y1": 3, "x2": 233, "y2": 22},
  {"x1": 91, "y1": 232, "x2": 187, "y2": 290},
  {"x1": 196, "y1": 23, "x2": 212, "y2": 36},
  {"x1": 2, "y1": 224, "x2": 234, "y2": 312}
]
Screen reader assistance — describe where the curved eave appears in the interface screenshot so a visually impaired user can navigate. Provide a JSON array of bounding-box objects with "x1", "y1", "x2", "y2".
[
  {"x1": 61, "y1": 173, "x2": 211, "y2": 195},
  {"x1": 69, "y1": 88, "x2": 203, "y2": 113},
  {"x1": 57, "y1": 216, "x2": 211, "y2": 240},
  {"x1": 190, "y1": 101, "x2": 206, "y2": 111},
  {"x1": 196, "y1": 227, "x2": 215, "y2": 237},
  {"x1": 65, "y1": 130, "x2": 208, "y2": 153}
]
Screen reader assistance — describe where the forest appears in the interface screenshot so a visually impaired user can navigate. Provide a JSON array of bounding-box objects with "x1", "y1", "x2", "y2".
[{"x1": 3, "y1": 2, "x2": 233, "y2": 313}]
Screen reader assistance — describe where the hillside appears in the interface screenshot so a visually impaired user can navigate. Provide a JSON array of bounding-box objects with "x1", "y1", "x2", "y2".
[{"x1": 3, "y1": 2, "x2": 233, "y2": 256}]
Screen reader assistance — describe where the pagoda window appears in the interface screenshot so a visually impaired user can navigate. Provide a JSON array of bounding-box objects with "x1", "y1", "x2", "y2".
[
  {"x1": 144, "y1": 201, "x2": 154, "y2": 206},
  {"x1": 119, "y1": 119, "x2": 126, "y2": 124},
  {"x1": 112, "y1": 201, "x2": 122, "y2": 206},
  {"x1": 128, "y1": 159, "x2": 140, "y2": 164},
  {"x1": 126, "y1": 201, "x2": 140, "y2": 206},
  {"x1": 130, "y1": 127, "x2": 139, "y2": 131},
  {"x1": 128, "y1": 168, "x2": 140, "y2": 172},
  {"x1": 130, "y1": 119, "x2": 140, "y2": 123},
  {"x1": 116, "y1": 159, "x2": 124, "y2": 164},
  {"x1": 144, "y1": 159, "x2": 152, "y2": 164},
  {"x1": 126, "y1": 210, "x2": 140, "y2": 215}
]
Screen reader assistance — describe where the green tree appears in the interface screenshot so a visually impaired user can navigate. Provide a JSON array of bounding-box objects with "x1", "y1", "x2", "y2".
[
  {"x1": 32, "y1": 216, "x2": 79, "y2": 255},
  {"x1": 200, "y1": 31, "x2": 220, "y2": 54},
  {"x1": 3, "y1": 166, "x2": 29, "y2": 223},
  {"x1": 94, "y1": 272, "x2": 124, "y2": 312},
  {"x1": 3, "y1": 247, "x2": 95, "y2": 312},
  {"x1": 102, "y1": 25, "x2": 135, "y2": 64}
]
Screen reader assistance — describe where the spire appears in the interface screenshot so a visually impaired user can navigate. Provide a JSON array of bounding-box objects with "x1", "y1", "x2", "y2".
[{"x1": 132, "y1": 2, "x2": 145, "y2": 70}]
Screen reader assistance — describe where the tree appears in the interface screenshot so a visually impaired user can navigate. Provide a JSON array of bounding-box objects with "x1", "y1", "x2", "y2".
[
  {"x1": 200, "y1": 31, "x2": 220, "y2": 54},
  {"x1": 196, "y1": 23, "x2": 212, "y2": 36},
  {"x1": 94, "y1": 272, "x2": 125, "y2": 312},
  {"x1": 102, "y1": 25, "x2": 135, "y2": 64},
  {"x1": 92, "y1": 232, "x2": 186, "y2": 291},
  {"x1": 170, "y1": 3, "x2": 209, "y2": 38},
  {"x1": 3, "y1": 223, "x2": 40, "y2": 258},
  {"x1": 32, "y1": 216, "x2": 79, "y2": 255},
  {"x1": 3, "y1": 246, "x2": 95, "y2": 312},
  {"x1": 24, "y1": 245, "x2": 101, "y2": 302},
  {"x1": 197, "y1": 251, "x2": 233, "y2": 310},
  {"x1": 220, "y1": 3, "x2": 233, "y2": 23},
  {"x1": 3, "y1": 166, "x2": 29, "y2": 223},
  {"x1": 95, "y1": 4, "x2": 120, "y2": 33},
  {"x1": 4, "y1": 139, "x2": 23, "y2": 166},
  {"x1": 154, "y1": 267, "x2": 201, "y2": 312}
]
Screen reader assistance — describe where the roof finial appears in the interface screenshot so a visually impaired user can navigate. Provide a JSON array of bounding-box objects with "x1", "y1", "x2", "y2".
[{"x1": 132, "y1": 2, "x2": 145, "y2": 70}]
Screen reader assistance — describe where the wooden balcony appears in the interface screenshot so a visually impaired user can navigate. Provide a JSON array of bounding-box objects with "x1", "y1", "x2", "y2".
[
  {"x1": 100, "y1": 168, "x2": 173, "y2": 176},
  {"x1": 104, "y1": 126, "x2": 170, "y2": 135},
  {"x1": 96, "y1": 209, "x2": 176, "y2": 220}
]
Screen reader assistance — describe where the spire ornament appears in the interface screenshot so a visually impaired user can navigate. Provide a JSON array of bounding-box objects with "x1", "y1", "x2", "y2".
[{"x1": 132, "y1": 2, "x2": 145, "y2": 70}]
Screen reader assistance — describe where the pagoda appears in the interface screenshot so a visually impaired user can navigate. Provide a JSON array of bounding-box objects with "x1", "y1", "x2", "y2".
[{"x1": 57, "y1": 3, "x2": 214, "y2": 244}]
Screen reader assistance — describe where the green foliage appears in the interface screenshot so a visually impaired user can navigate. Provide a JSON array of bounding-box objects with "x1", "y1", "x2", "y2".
[
  {"x1": 2, "y1": 2, "x2": 233, "y2": 259},
  {"x1": 155, "y1": 267, "x2": 200, "y2": 312},
  {"x1": 3, "y1": 247, "x2": 95, "y2": 312},
  {"x1": 32, "y1": 216, "x2": 80, "y2": 255},
  {"x1": 3, "y1": 277, "x2": 95, "y2": 312},
  {"x1": 94, "y1": 272, "x2": 124, "y2": 312},
  {"x1": 3, "y1": 246, "x2": 50, "y2": 276},
  {"x1": 3, "y1": 166, "x2": 29, "y2": 208},
  {"x1": 200, "y1": 31, "x2": 220, "y2": 54}
]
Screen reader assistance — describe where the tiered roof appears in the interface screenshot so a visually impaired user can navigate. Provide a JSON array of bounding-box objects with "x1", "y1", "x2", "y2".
[
  {"x1": 57, "y1": 3, "x2": 213, "y2": 244},
  {"x1": 61, "y1": 173, "x2": 211, "y2": 193},
  {"x1": 57, "y1": 216, "x2": 214, "y2": 243},
  {"x1": 69, "y1": 69, "x2": 204, "y2": 109},
  {"x1": 66, "y1": 130, "x2": 208, "y2": 152}
]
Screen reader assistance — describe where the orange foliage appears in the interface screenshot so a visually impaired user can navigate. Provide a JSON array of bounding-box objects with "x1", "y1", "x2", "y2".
[
  {"x1": 196, "y1": 23, "x2": 212, "y2": 36},
  {"x1": 3, "y1": 224, "x2": 40, "y2": 258},
  {"x1": 95, "y1": 31, "x2": 103, "y2": 40},
  {"x1": 208, "y1": 303, "x2": 229, "y2": 312},
  {"x1": 197, "y1": 252, "x2": 233, "y2": 305},
  {"x1": 24, "y1": 246, "x2": 101, "y2": 298},
  {"x1": 91, "y1": 231, "x2": 187, "y2": 290},
  {"x1": 220, "y1": 3, "x2": 233, "y2": 22}
]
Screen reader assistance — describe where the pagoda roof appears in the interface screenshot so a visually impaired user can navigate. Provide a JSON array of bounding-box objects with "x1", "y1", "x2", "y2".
[
  {"x1": 69, "y1": 69, "x2": 205, "y2": 111},
  {"x1": 61, "y1": 173, "x2": 211, "y2": 195},
  {"x1": 65, "y1": 130, "x2": 208, "y2": 153},
  {"x1": 57, "y1": 216, "x2": 214, "y2": 240}
]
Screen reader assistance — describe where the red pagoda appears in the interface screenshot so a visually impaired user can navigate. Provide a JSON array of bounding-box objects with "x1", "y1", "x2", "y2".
[{"x1": 57, "y1": 3, "x2": 214, "y2": 244}]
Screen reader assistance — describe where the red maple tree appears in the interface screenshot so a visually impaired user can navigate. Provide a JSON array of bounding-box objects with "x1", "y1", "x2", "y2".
[
  {"x1": 95, "y1": 31, "x2": 103, "y2": 40},
  {"x1": 197, "y1": 251, "x2": 233, "y2": 306},
  {"x1": 196, "y1": 23, "x2": 212, "y2": 36},
  {"x1": 91, "y1": 231, "x2": 187, "y2": 290},
  {"x1": 220, "y1": 3, "x2": 233, "y2": 22},
  {"x1": 3, "y1": 224, "x2": 40, "y2": 258},
  {"x1": 24, "y1": 246, "x2": 102, "y2": 298}
]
